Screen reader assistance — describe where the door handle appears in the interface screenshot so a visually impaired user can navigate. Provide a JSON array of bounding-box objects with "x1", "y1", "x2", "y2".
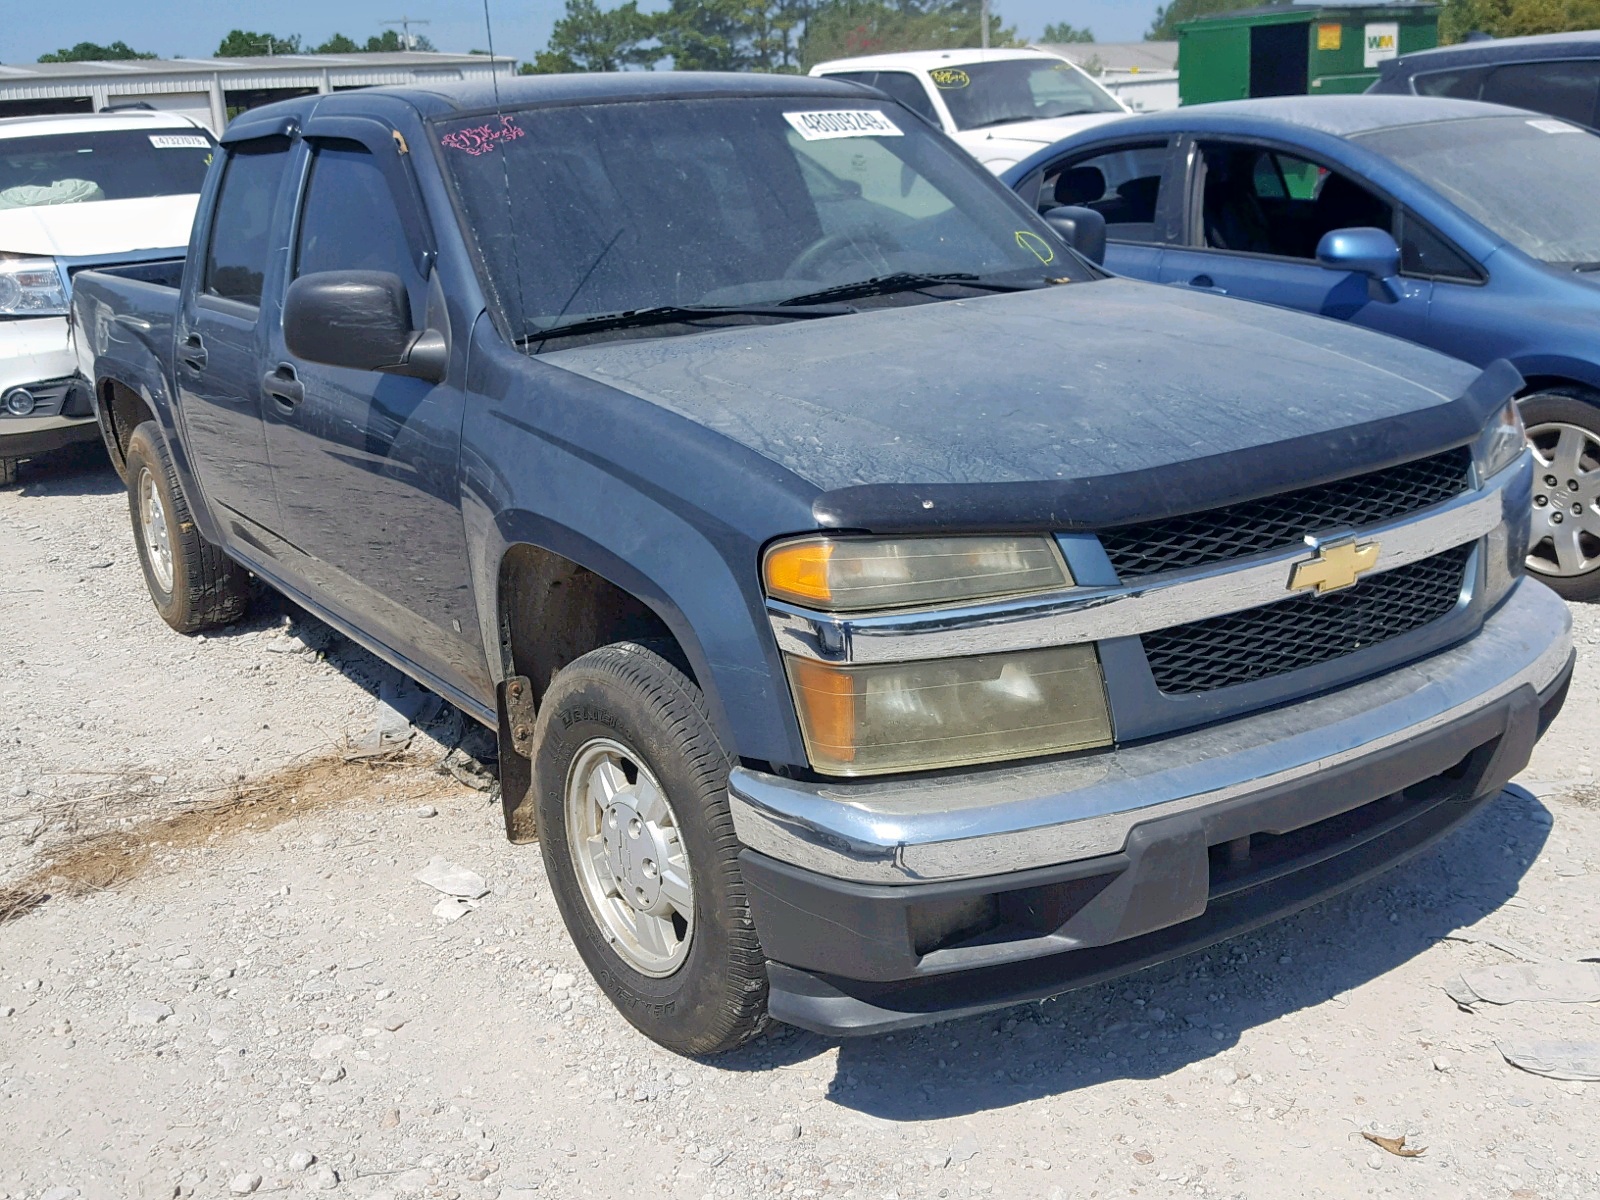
[
  {"x1": 179, "y1": 332, "x2": 207, "y2": 371},
  {"x1": 263, "y1": 362, "x2": 305, "y2": 411},
  {"x1": 1184, "y1": 275, "x2": 1227, "y2": 294}
]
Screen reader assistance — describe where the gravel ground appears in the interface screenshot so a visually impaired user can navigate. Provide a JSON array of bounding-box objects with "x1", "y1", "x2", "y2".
[{"x1": 3, "y1": 445, "x2": 1600, "y2": 1200}]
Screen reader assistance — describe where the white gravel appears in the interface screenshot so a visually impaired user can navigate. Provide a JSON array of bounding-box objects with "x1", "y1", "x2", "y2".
[{"x1": 3, "y1": 445, "x2": 1600, "y2": 1200}]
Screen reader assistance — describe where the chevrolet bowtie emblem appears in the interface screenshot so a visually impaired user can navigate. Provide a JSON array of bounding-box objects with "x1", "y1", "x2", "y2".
[{"x1": 1289, "y1": 536, "x2": 1381, "y2": 595}]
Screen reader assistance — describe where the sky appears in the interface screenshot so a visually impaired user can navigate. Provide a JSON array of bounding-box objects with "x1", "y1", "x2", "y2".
[{"x1": 0, "y1": 0, "x2": 1166, "y2": 66}]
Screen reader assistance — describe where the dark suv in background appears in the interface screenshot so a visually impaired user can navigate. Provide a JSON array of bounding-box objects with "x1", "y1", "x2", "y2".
[{"x1": 1370, "y1": 31, "x2": 1600, "y2": 131}]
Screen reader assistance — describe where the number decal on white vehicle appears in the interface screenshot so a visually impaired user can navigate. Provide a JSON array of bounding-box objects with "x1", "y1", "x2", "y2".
[{"x1": 149, "y1": 135, "x2": 211, "y2": 149}]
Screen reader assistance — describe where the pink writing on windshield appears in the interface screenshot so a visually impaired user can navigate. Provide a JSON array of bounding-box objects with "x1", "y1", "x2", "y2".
[{"x1": 441, "y1": 115, "x2": 526, "y2": 156}]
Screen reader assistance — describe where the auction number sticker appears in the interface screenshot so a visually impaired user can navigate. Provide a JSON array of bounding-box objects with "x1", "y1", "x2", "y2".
[
  {"x1": 783, "y1": 110, "x2": 903, "y2": 141},
  {"x1": 149, "y1": 135, "x2": 211, "y2": 149},
  {"x1": 929, "y1": 68, "x2": 970, "y2": 89},
  {"x1": 1529, "y1": 118, "x2": 1582, "y2": 134}
]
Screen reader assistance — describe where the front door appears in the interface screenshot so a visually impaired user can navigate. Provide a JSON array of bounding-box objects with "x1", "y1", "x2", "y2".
[
  {"x1": 261, "y1": 132, "x2": 486, "y2": 702},
  {"x1": 175, "y1": 135, "x2": 293, "y2": 536}
]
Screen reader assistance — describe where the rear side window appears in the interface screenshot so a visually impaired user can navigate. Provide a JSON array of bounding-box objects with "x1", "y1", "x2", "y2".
[
  {"x1": 203, "y1": 136, "x2": 292, "y2": 307},
  {"x1": 1040, "y1": 142, "x2": 1168, "y2": 244},
  {"x1": 1481, "y1": 60, "x2": 1600, "y2": 129},
  {"x1": 1412, "y1": 66, "x2": 1489, "y2": 100}
]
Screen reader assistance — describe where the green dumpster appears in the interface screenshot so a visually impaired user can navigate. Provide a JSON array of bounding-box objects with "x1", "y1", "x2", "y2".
[{"x1": 1178, "y1": 2, "x2": 1439, "y2": 106}]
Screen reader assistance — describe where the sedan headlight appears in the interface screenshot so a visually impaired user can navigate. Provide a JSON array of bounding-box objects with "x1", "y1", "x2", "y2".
[
  {"x1": 786, "y1": 645, "x2": 1112, "y2": 776},
  {"x1": 764, "y1": 535, "x2": 1069, "y2": 612},
  {"x1": 1474, "y1": 399, "x2": 1526, "y2": 480},
  {"x1": 0, "y1": 256, "x2": 68, "y2": 318}
]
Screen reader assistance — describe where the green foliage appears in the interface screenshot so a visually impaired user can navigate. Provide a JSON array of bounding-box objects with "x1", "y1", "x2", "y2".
[
  {"x1": 798, "y1": 0, "x2": 1017, "y2": 71},
  {"x1": 1438, "y1": 0, "x2": 1600, "y2": 42},
  {"x1": 313, "y1": 34, "x2": 362, "y2": 53},
  {"x1": 523, "y1": 0, "x2": 661, "y2": 72},
  {"x1": 363, "y1": 29, "x2": 439, "y2": 52},
  {"x1": 1040, "y1": 22, "x2": 1094, "y2": 43},
  {"x1": 215, "y1": 30, "x2": 303, "y2": 57},
  {"x1": 1146, "y1": 0, "x2": 1240, "y2": 41},
  {"x1": 37, "y1": 40, "x2": 155, "y2": 62}
]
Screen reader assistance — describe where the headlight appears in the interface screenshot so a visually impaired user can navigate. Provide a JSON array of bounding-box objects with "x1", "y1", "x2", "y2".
[
  {"x1": 0, "y1": 256, "x2": 67, "y2": 317},
  {"x1": 1473, "y1": 399, "x2": 1526, "y2": 480},
  {"x1": 785, "y1": 645, "x2": 1112, "y2": 776},
  {"x1": 763, "y1": 535, "x2": 1069, "y2": 612}
]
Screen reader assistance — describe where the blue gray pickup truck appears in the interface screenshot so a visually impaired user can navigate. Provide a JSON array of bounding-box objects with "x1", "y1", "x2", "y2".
[{"x1": 70, "y1": 73, "x2": 1571, "y2": 1055}]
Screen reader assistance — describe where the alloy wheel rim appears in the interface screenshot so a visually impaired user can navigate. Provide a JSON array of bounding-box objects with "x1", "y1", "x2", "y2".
[
  {"x1": 564, "y1": 737, "x2": 694, "y2": 977},
  {"x1": 1526, "y1": 420, "x2": 1600, "y2": 580},
  {"x1": 138, "y1": 467, "x2": 175, "y2": 594}
]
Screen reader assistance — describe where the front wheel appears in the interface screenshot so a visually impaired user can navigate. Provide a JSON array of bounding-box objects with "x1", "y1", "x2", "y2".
[
  {"x1": 1522, "y1": 391, "x2": 1600, "y2": 602},
  {"x1": 532, "y1": 642, "x2": 768, "y2": 1056}
]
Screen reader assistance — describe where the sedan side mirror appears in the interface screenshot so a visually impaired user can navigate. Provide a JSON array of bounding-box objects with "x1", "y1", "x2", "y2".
[
  {"x1": 1316, "y1": 227, "x2": 1402, "y2": 302},
  {"x1": 284, "y1": 270, "x2": 447, "y2": 383},
  {"x1": 1041, "y1": 205, "x2": 1108, "y2": 267}
]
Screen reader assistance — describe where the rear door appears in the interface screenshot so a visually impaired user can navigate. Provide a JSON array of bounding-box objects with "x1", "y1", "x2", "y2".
[
  {"x1": 1157, "y1": 137, "x2": 1433, "y2": 343},
  {"x1": 261, "y1": 122, "x2": 486, "y2": 701},
  {"x1": 175, "y1": 134, "x2": 293, "y2": 536}
]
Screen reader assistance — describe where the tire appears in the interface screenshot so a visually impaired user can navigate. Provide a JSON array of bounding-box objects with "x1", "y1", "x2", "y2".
[
  {"x1": 532, "y1": 641, "x2": 768, "y2": 1056},
  {"x1": 1521, "y1": 391, "x2": 1600, "y2": 602},
  {"x1": 0, "y1": 457, "x2": 16, "y2": 488},
  {"x1": 124, "y1": 421, "x2": 250, "y2": 632}
]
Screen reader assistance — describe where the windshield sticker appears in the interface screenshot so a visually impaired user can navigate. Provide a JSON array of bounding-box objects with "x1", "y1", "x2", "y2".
[
  {"x1": 783, "y1": 110, "x2": 903, "y2": 141},
  {"x1": 929, "y1": 68, "x2": 971, "y2": 89},
  {"x1": 441, "y1": 115, "x2": 526, "y2": 156},
  {"x1": 149, "y1": 134, "x2": 210, "y2": 149},
  {"x1": 1016, "y1": 231, "x2": 1055, "y2": 264},
  {"x1": 1528, "y1": 118, "x2": 1582, "y2": 134}
]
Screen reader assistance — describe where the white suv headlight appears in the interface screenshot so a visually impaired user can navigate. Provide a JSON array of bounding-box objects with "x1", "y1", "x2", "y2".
[{"x1": 0, "y1": 256, "x2": 68, "y2": 317}]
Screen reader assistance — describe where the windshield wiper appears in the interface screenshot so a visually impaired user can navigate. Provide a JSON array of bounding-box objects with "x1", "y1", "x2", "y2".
[
  {"x1": 778, "y1": 272, "x2": 1046, "y2": 307},
  {"x1": 519, "y1": 302, "x2": 854, "y2": 347}
]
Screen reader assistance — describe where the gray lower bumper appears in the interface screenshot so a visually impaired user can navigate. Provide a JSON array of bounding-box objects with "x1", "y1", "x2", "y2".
[
  {"x1": 0, "y1": 413, "x2": 100, "y2": 460},
  {"x1": 729, "y1": 579, "x2": 1572, "y2": 885}
]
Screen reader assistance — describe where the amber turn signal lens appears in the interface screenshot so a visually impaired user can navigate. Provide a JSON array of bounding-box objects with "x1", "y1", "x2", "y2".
[{"x1": 764, "y1": 540, "x2": 837, "y2": 607}]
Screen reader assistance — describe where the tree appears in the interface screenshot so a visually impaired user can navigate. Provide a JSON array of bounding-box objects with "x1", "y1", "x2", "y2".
[
  {"x1": 1040, "y1": 22, "x2": 1094, "y2": 43},
  {"x1": 1438, "y1": 0, "x2": 1600, "y2": 42},
  {"x1": 363, "y1": 29, "x2": 439, "y2": 52},
  {"x1": 313, "y1": 33, "x2": 362, "y2": 53},
  {"x1": 522, "y1": 0, "x2": 661, "y2": 72},
  {"x1": 215, "y1": 30, "x2": 303, "y2": 56},
  {"x1": 38, "y1": 40, "x2": 156, "y2": 62},
  {"x1": 1147, "y1": 0, "x2": 1239, "y2": 40},
  {"x1": 799, "y1": 0, "x2": 1017, "y2": 70}
]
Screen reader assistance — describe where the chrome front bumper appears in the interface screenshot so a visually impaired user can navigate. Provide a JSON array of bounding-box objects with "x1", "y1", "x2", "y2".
[{"x1": 730, "y1": 578, "x2": 1572, "y2": 885}]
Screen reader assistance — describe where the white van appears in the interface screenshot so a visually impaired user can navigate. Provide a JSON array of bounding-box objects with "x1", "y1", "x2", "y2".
[
  {"x1": 810, "y1": 47, "x2": 1130, "y2": 174},
  {"x1": 0, "y1": 109, "x2": 212, "y2": 484}
]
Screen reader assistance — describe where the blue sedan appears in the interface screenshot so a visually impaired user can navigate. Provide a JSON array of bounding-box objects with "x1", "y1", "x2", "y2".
[{"x1": 1003, "y1": 95, "x2": 1600, "y2": 600}]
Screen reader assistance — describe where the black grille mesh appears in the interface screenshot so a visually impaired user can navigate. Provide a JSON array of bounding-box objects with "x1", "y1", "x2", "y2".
[
  {"x1": 1142, "y1": 543, "x2": 1474, "y2": 695},
  {"x1": 1099, "y1": 449, "x2": 1472, "y2": 578}
]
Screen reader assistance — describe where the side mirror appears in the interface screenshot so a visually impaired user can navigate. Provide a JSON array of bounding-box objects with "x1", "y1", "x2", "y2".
[
  {"x1": 283, "y1": 270, "x2": 447, "y2": 383},
  {"x1": 1041, "y1": 205, "x2": 1108, "y2": 267},
  {"x1": 1316, "y1": 227, "x2": 1401, "y2": 302}
]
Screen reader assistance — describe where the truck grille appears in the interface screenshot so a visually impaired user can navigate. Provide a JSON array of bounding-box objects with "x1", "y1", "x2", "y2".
[
  {"x1": 1141, "y1": 543, "x2": 1474, "y2": 694},
  {"x1": 1098, "y1": 449, "x2": 1472, "y2": 579}
]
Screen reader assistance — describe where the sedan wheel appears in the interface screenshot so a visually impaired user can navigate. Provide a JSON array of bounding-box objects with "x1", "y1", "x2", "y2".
[{"x1": 1523, "y1": 392, "x2": 1600, "y2": 601}]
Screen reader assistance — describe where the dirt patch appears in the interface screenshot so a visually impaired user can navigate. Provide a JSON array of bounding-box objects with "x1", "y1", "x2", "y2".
[{"x1": 0, "y1": 752, "x2": 457, "y2": 924}]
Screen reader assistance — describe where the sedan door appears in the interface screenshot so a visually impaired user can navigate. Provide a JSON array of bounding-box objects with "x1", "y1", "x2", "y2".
[{"x1": 1157, "y1": 137, "x2": 1433, "y2": 344}]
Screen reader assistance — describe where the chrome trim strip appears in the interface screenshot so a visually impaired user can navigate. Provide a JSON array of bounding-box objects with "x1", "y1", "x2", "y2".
[
  {"x1": 732, "y1": 579, "x2": 1570, "y2": 884},
  {"x1": 769, "y1": 465, "x2": 1515, "y2": 665}
]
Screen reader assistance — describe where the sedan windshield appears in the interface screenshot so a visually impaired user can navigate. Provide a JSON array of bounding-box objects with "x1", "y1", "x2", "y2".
[
  {"x1": 436, "y1": 96, "x2": 1085, "y2": 346},
  {"x1": 1356, "y1": 116, "x2": 1600, "y2": 266},
  {"x1": 930, "y1": 59, "x2": 1123, "y2": 131},
  {"x1": 0, "y1": 128, "x2": 214, "y2": 210}
]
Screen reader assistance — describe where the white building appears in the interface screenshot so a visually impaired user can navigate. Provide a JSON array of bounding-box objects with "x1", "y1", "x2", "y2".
[
  {"x1": 0, "y1": 52, "x2": 516, "y2": 133},
  {"x1": 1036, "y1": 42, "x2": 1181, "y2": 112}
]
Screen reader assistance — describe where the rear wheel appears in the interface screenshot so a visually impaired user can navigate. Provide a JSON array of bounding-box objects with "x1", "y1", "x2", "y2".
[
  {"x1": 532, "y1": 642, "x2": 768, "y2": 1056},
  {"x1": 1522, "y1": 391, "x2": 1600, "y2": 602},
  {"x1": 124, "y1": 422, "x2": 250, "y2": 632}
]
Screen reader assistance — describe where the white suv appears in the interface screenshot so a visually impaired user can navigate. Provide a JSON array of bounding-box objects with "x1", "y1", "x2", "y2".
[
  {"x1": 0, "y1": 109, "x2": 213, "y2": 485},
  {"x1": 810, "y1": 47, "x2": 1130, "y2": 174}
]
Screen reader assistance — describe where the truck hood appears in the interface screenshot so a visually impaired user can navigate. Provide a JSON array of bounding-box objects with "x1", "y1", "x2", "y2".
[
  {"x1": 953, "y1": 112, "x2": 1128, "y2": 170},
  {"x1": 0, "y1": 195, "x2": 198, "y2": 258},
  {"x1": 544, "y1": 279, "x2": 1501, "y2": 530}
]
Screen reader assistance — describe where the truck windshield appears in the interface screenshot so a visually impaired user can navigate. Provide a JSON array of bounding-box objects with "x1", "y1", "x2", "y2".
[
  {"x1": 0, "y1": 128, "x2": 214, "y2": 210},
  {"x1": 436, "y1": 96, "x2": 1087, "y2": 346},
  {"x1": 929, "y1": 60, "x2": 1123, "y2": 131},
  {"x1": 1356, "y1": 116, "x2": 1600, "y2": 267}
]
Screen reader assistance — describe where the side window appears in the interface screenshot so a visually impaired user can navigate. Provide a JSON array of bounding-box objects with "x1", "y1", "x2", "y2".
[
  {"x1": 868, "y1": 71, "x2": 940, "y2": 125},
  {"x1": 1481, "y1": 60, "x2": 1600, "y2": 129},
  {"x1": 1040, "y1": 141, "x2": 1168, "y2": 244},
  {"x1": 295, "y1": 140, "x2": 416, "y2": 282},
  {"x1": 1399, "y1": 210, "x2": 1481, "y2": 282},
  {"x1": 1412, "y1": 66, "x2": 1489, "y2": 100},
  {"x1": 1198, "y1": 142, "x2": 1392, "y2": 260},
  {"x1": 203, "y1": 136, "x2": 292, "y2": 306}
]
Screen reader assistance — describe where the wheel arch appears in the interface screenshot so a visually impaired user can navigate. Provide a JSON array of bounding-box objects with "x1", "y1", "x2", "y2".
[{"x1": 96, "y1": 376, "x2": 156, "y2": 481}]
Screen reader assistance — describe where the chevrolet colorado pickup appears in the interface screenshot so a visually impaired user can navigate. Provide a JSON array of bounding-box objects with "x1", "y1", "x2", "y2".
[{"x1": 70, "y1": 73, "x2": 1571, "y2": 1056}]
